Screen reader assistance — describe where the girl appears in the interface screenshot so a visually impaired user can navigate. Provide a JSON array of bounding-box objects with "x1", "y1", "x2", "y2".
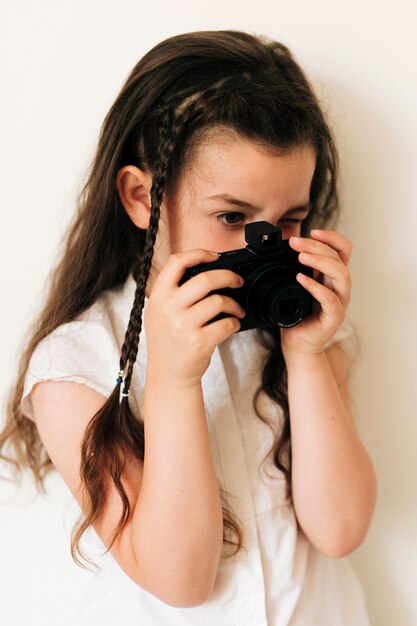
[{"x1": 0, "y1": 30, "x2": 377, "y2": 625}]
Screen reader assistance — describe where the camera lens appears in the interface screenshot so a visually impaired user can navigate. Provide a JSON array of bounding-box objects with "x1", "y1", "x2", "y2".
[
  {"x1": 245, "y1": 264, "x2": 311, "y2": 327},
  {"x1": 279, "y1": 297, "x2": 300, "y2": 318}
]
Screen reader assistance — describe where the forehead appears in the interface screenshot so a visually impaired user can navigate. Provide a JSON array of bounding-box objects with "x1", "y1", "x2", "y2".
[{"x1": 180, "y1": 130, "x2": 316, "y2": 205}]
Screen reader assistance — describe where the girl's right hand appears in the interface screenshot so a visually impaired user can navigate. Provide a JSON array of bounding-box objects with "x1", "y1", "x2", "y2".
[{"x1": 143, "y1": 248, "x2": 246, "y2": 388}]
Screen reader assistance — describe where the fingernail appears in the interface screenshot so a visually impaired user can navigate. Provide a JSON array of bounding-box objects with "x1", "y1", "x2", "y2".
[
  {"x1": 209, "y1": 250, "x2": 219, "y2": 257},
  {"x1": 311, "y1": 229, "x2": 323, "y2": 236},
  {"x1": 291, "y1": 236, "x2": 301, "y2": 244}
]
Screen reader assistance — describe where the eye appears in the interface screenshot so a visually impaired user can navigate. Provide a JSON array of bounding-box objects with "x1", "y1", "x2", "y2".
[
  {"x1": 217, "y1": 212, "x2": 245, "y2": 227},
  {"x1": 217, "y1": 213, "x2": 305, "y2": 228}
]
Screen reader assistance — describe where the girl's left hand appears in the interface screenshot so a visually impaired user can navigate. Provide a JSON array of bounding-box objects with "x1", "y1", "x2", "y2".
[{"x1": 280, "y1": 229, "x2": 353, "y2": 357}]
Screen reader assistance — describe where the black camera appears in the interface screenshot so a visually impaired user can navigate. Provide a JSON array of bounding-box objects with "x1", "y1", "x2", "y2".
[{"x1": 178, "y1": 220, "x2": 314, "y2": 332}]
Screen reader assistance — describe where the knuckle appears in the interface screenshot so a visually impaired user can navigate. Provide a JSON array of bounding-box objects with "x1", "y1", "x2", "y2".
[
  {"x1": 341, "y1": 265, "x2": 350, "y2": 280},
  {"x1": 158, "y1": 300, "x2": 174, "y2": 324},
  {"x1": 326, "y1": 291, "x2": 338, "y2": 306},
  {"x1": 228, "y1": 316, "x2": 239, "y2": 331},
  {"x1": 174, "y1": 315, "x2": 187, "y2": 331},
  {"x1": 212, "y1": 293, "x2": 225, "y2": 308},
  {"x1": 169, "y1": 252, "x2": 182, "y2": 267},
  {"x1": 160, "y1": 300, "x2": 172, "y2": 318},
  {"x1": 199, "y1": 271, "x2": 212, "y2": 288}
]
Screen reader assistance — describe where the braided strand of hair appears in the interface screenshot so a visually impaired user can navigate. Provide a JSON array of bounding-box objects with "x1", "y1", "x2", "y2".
[{"x1": 118, "y1": 100, "x2": 180, "y2": 399}]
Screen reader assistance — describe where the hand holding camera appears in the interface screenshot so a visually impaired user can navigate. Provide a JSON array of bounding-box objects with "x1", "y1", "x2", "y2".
[
  {"x1": 280, "y1": 227, "x2": 353, "y2": 357},
  {"x1": 144, "y1": 247, "x2": 248, "y2": 388}
]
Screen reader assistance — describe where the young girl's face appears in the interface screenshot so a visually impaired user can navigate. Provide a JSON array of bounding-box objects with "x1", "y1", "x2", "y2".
[{"x1": 118, "y1": 132, "x2": 316, "y2": 296}]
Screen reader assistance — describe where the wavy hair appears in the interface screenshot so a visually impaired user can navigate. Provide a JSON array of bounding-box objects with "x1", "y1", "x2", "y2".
[{"x1": 0, "y1": 30, "x2": 341, "y2": 571}]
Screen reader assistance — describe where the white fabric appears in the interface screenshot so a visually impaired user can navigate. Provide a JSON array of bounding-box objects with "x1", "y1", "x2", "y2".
[{"x1": 21, "y1": 271, "x2": 370, "y2": 625}]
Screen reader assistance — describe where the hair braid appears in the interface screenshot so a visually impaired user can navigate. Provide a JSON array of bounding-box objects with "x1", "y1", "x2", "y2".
[{"x1": 118, "y1": 102, "x2": 178, "y2": 397}]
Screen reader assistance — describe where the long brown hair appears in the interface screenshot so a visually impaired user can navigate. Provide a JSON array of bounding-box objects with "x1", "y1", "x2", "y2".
[{"x1": 0, "y1": 30, "x2": 340, "y2": 572}]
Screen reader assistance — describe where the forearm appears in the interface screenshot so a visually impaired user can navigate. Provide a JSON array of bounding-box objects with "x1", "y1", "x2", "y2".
[
  {"x1": 285, "y1": 350, "x2": 377, "y2": 557},
  {"x1": 132, "y1": 368, "x2": 223, "y2": 605}
]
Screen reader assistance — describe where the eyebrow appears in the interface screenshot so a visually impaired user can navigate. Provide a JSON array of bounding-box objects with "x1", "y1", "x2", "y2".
[{"x1": 207, "y1": 193, "x2": 312, "y2": 214}]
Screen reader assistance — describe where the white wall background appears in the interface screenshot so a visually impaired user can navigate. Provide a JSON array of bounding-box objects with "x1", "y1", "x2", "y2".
[{"x1": 1, "y1": 1, "x2": 416, "y2": 624}]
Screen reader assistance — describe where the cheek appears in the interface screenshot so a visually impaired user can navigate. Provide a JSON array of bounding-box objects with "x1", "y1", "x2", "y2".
[
  {"x1": 202, "y1": 222, "x2": 243, "y2": 250},
  {"x1": 218, "y1": 236, "x2": 245, "y2": 253}
]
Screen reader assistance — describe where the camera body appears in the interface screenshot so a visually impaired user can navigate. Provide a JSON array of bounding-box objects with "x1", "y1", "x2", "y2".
[{"x1": 178, "y1": 220, "x2": 314, "y2": 332}]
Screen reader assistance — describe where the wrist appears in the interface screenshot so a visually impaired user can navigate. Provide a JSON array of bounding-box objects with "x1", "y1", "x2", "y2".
[
  {"x1": 282, "y1": 346, "x2": 327, "y2": 370},
  {"x1": 146, "y1": 364, "x2": 203, "y2": 391}
]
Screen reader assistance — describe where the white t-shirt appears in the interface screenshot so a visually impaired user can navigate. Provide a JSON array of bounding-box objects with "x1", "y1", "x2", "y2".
[{"x1": 21, "y1": 271, "x2": 370, "y2": 626}]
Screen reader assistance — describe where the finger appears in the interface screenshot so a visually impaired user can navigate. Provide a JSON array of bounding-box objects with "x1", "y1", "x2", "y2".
[
  {"x1": 159, "y1": 248, "x2": 220, "y2": 293},
  {"x1": 310, "y1": 230, "x2": 353, "y2": 265},
  {"x1": 201, "y1": 314, "x2": 242, "y2": 346},
  {"x1": 177, "y1": 268, "x2": 243, "y2": 309},
  {"x1": 289, "y1": 236, "x2": 340, "y2": 261},
  {"x1": 188, "y1": 293, "x2": 245, "y2": 328},
  {"x1": 299, "y1": 252, "x2": 351, "y2": 306},
  {"x1": 296, "y1": 272, "x2": 344, "y2": 323}
]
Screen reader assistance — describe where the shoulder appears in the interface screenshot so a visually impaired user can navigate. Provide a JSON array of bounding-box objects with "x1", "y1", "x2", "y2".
[{"x1": 22, "y1": 272, "x2": 142, "y2": 420}]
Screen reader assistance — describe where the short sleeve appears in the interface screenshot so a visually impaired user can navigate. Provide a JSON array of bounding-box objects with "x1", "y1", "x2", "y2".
[{"x1": 21, "y1": 312, "x2": 120, "y2": 422}]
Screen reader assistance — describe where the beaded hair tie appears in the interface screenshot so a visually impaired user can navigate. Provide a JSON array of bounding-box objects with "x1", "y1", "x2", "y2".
[{"x1": 116, "y1": 369, "x2": 130, "y2": 397}]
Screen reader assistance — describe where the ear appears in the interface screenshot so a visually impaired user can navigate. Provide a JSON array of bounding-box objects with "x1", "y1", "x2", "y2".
[{"x1": 116, "y1": 166, "x2": 153, "y2": 229}]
